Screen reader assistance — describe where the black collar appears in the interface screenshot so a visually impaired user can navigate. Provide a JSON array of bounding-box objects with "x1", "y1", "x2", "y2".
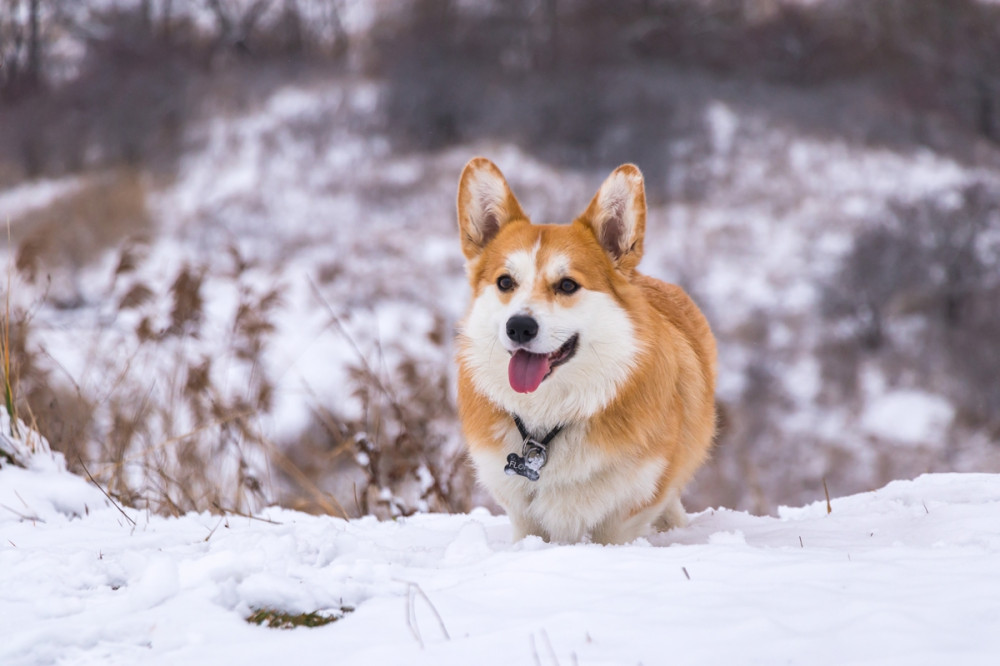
[
  {"x1": 512, "y1": 415, "x2": 563, "y2": 446},
  {"x1": 504, "y1": 415, "x2": 562, "y2": 482}
]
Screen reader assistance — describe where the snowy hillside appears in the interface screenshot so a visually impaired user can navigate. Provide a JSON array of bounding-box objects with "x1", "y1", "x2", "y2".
[
  {"x1": 3, "y1": 0, "x2": 1000, "y2": 521},
  {"x1": 4, "y1": 429, "x2": 1000, "y2": 666},
  {"x1": 6, "y1": 75, "x2": 1000, "y2": 519}
]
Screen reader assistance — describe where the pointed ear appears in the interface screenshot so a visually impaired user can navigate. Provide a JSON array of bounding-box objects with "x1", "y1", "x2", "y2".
[
  {"x1": 457, "y1": 158, "x2": 527, "y2": 262},
  {"x1": 576, "y1": 164, "x2": 646, "y2": 272}
]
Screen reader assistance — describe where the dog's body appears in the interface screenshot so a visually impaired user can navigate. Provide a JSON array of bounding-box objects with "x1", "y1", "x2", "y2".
[{"x1": 455, "y1": 158, "x2": 716, "y2": 544}]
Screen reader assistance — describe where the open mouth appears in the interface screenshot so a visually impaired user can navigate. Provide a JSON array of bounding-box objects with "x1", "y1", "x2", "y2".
[{"x1": 508, "y1": 334, "x2": 579, "y2": 394}]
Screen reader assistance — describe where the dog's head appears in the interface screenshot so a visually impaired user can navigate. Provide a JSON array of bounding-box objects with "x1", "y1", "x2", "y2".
[{"x1": 456, "y1": 158, "x2": 648, "y2": 421}]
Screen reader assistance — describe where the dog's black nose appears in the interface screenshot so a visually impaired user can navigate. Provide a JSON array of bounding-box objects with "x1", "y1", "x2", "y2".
[{"x1": 506, "y1": 315, "x2": 538, "y2": 344}]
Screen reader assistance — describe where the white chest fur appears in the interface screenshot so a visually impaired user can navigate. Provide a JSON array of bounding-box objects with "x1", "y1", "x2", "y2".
[{"x1": 469, "y1": 422, "x2": 666, "y2": 544}]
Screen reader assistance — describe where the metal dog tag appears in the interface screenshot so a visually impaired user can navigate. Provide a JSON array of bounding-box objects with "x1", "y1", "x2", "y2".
[{"x1": 504, "y1": 438, "x2": 549, "y2": 482}]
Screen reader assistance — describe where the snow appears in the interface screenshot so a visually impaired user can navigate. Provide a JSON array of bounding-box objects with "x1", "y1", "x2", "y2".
[
  {"x1": 0, "y1": 177, "x2": 83, "y2": 221},
  {"x1": 4, "y1": 421, "x2": 1000, "y2": 665},
  {"x1": 862, "y1": 390, "x2": 957, "y2": 446}
]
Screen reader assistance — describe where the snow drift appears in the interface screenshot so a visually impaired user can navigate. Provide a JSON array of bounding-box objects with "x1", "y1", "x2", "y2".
[{"x1": 3, "y1": 422, "x2": 999, "y2": 665}]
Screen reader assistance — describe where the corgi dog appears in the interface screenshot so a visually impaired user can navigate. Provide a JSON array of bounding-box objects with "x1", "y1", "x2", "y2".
[{"x1": 455, "y1": 158, "x2": 717, "y2": 544}]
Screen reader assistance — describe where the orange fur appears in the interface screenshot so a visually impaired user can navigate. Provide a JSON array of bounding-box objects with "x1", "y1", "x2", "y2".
[{"x1": 455, "y1": 158, "x2": 717, "y2": 544}]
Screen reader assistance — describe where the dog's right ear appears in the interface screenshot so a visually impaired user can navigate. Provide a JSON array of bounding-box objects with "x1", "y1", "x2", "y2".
[
  {"x1": 457, "y1": 158, "x2": 527, "y2": 262},
  {"x1": 575, "y1": 164, "x2": 647, "y2": 274}
]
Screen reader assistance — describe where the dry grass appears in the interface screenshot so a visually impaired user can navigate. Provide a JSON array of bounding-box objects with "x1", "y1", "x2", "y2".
[
  {"x1": 277, "y1": 284, "x2": 473, "y2": 519},
  {"x1": 5, "y1": 180, "x2": 474, "y2": 517},
  {"x1": 2, "y1": 238, "x2": 16, "y2": 432},
  {"x1": 12, "y1": 169, "x2": 151, "y2": 281},
  {"x1": 246, "y1": 606, "x2": 354, "y2": 630},
  {"x1": 4, "y1": 174, "x2": 273, "y2": 512},
  {"x1": 2, "y1": 230, "x2": 51, "y2": 464}
]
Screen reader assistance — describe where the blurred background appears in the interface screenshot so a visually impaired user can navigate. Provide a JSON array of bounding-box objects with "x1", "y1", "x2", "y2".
[{"x1": 2, "y1": 0, "x2": 999, "y2": 519}]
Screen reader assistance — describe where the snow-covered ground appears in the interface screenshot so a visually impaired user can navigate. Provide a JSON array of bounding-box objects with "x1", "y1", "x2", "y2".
[{"x1": 4, "y1": 421, "x2": 1000, "y2": 666}]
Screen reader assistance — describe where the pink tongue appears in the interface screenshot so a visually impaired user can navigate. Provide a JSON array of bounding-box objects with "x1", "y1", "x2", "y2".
[{"x1": 508, "y1": 350, "x2": 551, "y2": 393}]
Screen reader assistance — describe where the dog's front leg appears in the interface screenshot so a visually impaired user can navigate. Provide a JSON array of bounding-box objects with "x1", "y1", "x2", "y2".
[
  {"x1": 591, "y1": 513, "x2": 649, "y2": 545},
  {"x1": 508, "y1": 510, "x2": 546, "y2": 542}
]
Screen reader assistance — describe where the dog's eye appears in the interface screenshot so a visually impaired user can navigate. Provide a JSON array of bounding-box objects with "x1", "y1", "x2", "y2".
[
  {"x1": 497, "y1": 275, "x2": 515, "y2": 292},
  {"x1": 557, "y1": 278, "x2": 580, "y2": 295}
]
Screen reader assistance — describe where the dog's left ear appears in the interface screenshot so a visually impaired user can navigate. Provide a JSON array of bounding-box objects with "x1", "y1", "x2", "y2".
[
  {"x1": 576, "y1": 164, "x2": 646, "y2": 273},
  {"x1": 457, "y1": 157, "x2": 527, "y2": 262}
]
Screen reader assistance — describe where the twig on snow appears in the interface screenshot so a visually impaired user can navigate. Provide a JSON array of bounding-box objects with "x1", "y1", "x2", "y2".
[
  {"x1": 210, "y1": 502, "x2": 282, "y2": 525},
  {"x1": 397, "y1": 579, "x2": 450, "y2": 648},
  {"x1": 541, "y1": 629, "x2": 561, "y2": 666},
  {"x1": 1, "y1": 503, "x2": 43, "y2": 523},
  {"x1": 204, "y1": 516, "x2": 226, "y2": 542},
  {"x1": 79, "y1": 456, "x2": 136, "y2": 527},
  {"x1": 405, "y1": 580, "x2": 422, "y2": 648},
  {"x1": 530, "y1": 634, "x2": 542, "y2": 666}
]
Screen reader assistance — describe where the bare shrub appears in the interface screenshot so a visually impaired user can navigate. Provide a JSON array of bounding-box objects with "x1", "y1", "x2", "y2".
[
  {"x1": 820, "y1": 182, "x2": 1000, "y2": 430},
  {"x1": 4, "y1": 0, "x2": 997, "y2": 184},
  {"x1": 0, "y1": 26, "x2": 196, "y2": 178},
  {"x1": 0, "y1": 276, "x2": 94, "y2": 466},
  {"x1": 5, "y1": 240, "x2": 277, "y2": 515},
  {"x1": 371, "y1": 0, "x2": 682, "y2": 193},
  {"x1": 6, "y1": 194, "x2": 476, "y2": 517},
  {"x1": 280, "y1": 288, "x2": 472, "y2": 519},
  {"x1": 205, "y1": 0, "x2": 349, "y2": 59},
  {"x1": 372, "y1": 0, "x2": 1000, "y2": 181},
  {"x1": 346, "y1": 333, "x2": 469, "y2": 518},
  {"x1": 0, "y1": 0, "x2": 44, "y2": 101},
  {"x1": 820, "y1": 225, "x2": 926, "y2": 352},
  {"x1": 9, "y1": 224, "x2": 475, "y2": 519},
  {"x1": 0, "y1": 1, "x2": 351, "y2": 183}
]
